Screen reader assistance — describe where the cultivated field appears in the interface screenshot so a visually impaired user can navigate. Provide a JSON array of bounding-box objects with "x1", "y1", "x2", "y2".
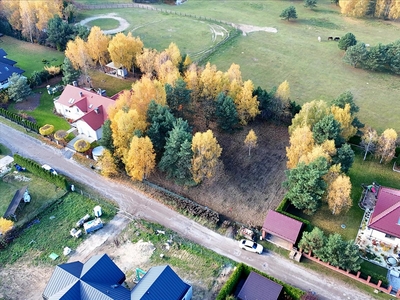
[{"x1": 74, "y1": 1, "x2": 400, "y2": 131}]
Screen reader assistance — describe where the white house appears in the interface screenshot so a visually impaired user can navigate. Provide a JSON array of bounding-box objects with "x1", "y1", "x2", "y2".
[
  {"x1": 54, "y1": 85, "x2": 121, "y2": 140},
  {"x1": 0, "y1": 49, "x2": 25, "y2": 90}
]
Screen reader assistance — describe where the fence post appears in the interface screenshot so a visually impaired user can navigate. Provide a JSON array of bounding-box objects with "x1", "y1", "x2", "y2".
[
  {"x1": 367, "y1": 275, "x2": 371, "y2": 283},
  {"x1": 356, "y1": 271, "x2": 360, "y2": 278},
  {"x1": 377, "y1": 280, "x2": 382, "y2": 288}
]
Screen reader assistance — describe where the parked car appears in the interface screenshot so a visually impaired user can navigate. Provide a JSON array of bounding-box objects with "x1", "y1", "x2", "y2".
[
  {"x1": 239, "y1": 239, "x2": 263, "y2": 254},
  {"x1": 42, "y1": 164, "x2": 58, "y2": 175}
]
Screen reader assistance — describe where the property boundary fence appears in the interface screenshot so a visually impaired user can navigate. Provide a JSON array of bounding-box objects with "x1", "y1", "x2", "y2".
[{"x1": 71, "y1": 1, "x2": 242, "y2": 63}]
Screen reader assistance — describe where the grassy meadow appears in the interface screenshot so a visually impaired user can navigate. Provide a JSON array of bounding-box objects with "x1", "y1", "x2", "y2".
[
  {"x1": 0, "y1": 35, "x2": 64, "y2": 77},
  {"x1": 74, "y1": 1, "x2": 400, "y2": 131}
]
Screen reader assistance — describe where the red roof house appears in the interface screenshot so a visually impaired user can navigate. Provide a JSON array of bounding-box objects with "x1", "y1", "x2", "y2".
[
  {"x1": 54, "y1": 85, "x2": 120, "y2": 140},
  {"x1": 368, "y1": 187, "x2": 400, "y2": 239},
  {"x1": 237, "y1": 271, "x2": 283, "y2": 300},
  {"x1": 262, "y1": 210, "x2": 303, "y2": 250}
]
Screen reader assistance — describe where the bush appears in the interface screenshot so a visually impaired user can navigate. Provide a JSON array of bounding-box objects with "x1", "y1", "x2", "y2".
[
  {"x1": 13, "y1": 154, "x2": 68, "y2": 190},
  {"x1": 0, "y1": 108, "x2": 39, "y2": 132},
  {"x1": 74, "y1": 139, "x2": 91, "y2": 153},
  {"x1": 39, "y1": 124, "x2": 54, "y2": 136}
]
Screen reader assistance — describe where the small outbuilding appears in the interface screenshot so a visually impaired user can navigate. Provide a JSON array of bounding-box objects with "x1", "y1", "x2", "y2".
[
  {"x1": 0, "y1": 155, "x2": 13, "y2": 174},
  {"x1": 237, "y1": 271, "x2": 283, "y2": 300},
  {"x1": 262, "y1": 210, "x2": 303, "y2": 250},
  {"x1": 105, "y1": 61, "x2": 128, "y2": 78}
]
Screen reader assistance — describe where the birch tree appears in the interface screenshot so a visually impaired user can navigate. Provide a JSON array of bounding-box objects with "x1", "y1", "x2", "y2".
[
  {"x1": 375, "y1": 128, "x2": 398, "y2": 163},
  {"x1": 234, "y1": 80, "x2": 260, "y2": 125},
  {"x1": 289, "y1": 100, "x2": 329, "y2": 135},
  {"x1": 108, "y1": 32, "x2": 143, "y2": 71},
  {"x1": 191, "y1": 130, "x2": 222, "y2": 184},
  {"x1": 360, "y1": 126, "x2": 378, "y2": 160},
  {"x1": 65, "y1": 37, "x2": 93, "y2": 75},
  {"x1": 286, "y1": 126, "x2": 315, "y2": 169},
  {"x1": 244, "y1": 129, "x2": 258, "y2": 157},
  {"x1": 87, "y1": 26, "x2": 110, "y2": 68},
  {"x1": 326, "y1": 174, "x2": 352, "y2": 215},
  {"x1": 99, "y1": 149, "x2": 118, "y2": 177},
  {"x1": 125, "y1": 136, "x2": 156, "y2": 181}
]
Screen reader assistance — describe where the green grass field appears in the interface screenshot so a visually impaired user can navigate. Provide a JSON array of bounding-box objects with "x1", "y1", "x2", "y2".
[
  {"x1": 86, "y1": 18, "x2": 121, "y2": 30},
  {"x1": 73, "y1": 1, "x2": 400, "y2": 131},
  {"x1": 0, "y1": 192, "x2": 117, "y2": 265},
  {"x1": 0, "y1": 172, "x2": 66, "y2": 227},
  {"x1": 0, "y1": 36, "x2": 65, "y2": 77}
]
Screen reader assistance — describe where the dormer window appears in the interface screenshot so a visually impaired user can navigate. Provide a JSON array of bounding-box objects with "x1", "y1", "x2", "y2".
[{"x1": 89, "y1": 104, "x2": 93, "y2": 109}]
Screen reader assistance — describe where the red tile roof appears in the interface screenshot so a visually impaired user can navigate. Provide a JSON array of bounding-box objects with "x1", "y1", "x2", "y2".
[
  {"x1": 57, "y1": 85, "x2": 118, "y2": 130},
  {"x1": 369, "y1": 187, "x2": 400, "y2": 238},
  {"x1": 262, "y1": 210, "x2": 303, "y2": 244},
  {"x1": 238, "y1": 271, "x2": 282, "y2": 300}
]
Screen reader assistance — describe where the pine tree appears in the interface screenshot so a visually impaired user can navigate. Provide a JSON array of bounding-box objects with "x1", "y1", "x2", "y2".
[
  {"x1": 165, "y1": 77, "x2": 191, "y2": 116},
  {"x1": 99, "y1": 119, "x2": 114, "y2": 152},
  {"x1": 159, "y1": 119, "x2": 193, "y2": 183},
  {"x1": 280, "y1": 6, "x2": 298, "y2": 21},
  {"x1": 61, "y1": 57, "x2": 80, "y2": 85},
  {"x1": 298, "y1": 227, "x2": 325, "y2": 254},
  {"x1": 215, "y1": 92, "x2": 239, "y2": 132},
  {"x1": 7, "y1": 73, "x2": 32, "y2": 103},
  {"x1": 312, "y1": 114, "x2": 344, "y2": 147},
  {"x1": 332, "y1": 144, "x2": 355, "y2": 173}
]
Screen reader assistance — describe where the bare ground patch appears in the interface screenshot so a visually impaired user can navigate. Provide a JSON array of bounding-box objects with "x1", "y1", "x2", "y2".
[
  {"x1": 150, "y1": 120, "x2": 289, "y2": 226},
  {"x1": 13, "y1": 93, "x2": 41, "y2": 111}
]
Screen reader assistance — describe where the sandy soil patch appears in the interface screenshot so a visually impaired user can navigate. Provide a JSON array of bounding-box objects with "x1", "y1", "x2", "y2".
[{"x1": 237, "y1": 24, "x2": 278, "y2": 35}]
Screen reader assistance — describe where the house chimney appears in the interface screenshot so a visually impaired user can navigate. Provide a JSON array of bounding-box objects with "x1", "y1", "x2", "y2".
[
  {"x1": 94, "y1": 107, "x2": 100, "y2": 114},
  {"x1": 79, "y1": 91, "x2": 83, "y2": 97}
]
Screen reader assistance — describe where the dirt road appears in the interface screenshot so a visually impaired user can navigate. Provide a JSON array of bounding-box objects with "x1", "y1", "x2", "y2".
[{"x1": 0, "y1": 122, "x2": 373, "y2": 300}]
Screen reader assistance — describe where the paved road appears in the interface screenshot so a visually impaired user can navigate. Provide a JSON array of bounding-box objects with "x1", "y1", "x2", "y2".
[{"x1": 0, "y1": 122, "x2": 373, "y2": 300}]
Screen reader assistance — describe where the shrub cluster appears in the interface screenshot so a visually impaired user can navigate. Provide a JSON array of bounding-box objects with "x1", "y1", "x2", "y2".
[
  {"x1": 0, "y1": 108, "x2": 39, "y2": 133},
  {"x1": 13, "y1": 154, "x2": 68, "y2": 189},
  {"x1": 216, "y1": 263, "x2": 305, "y2": 300}
]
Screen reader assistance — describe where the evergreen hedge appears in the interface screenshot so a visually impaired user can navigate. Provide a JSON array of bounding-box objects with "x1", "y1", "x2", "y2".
[
  {"x1": 216, "y1": 263, "x2": 305, "y2": 299},
  {"x1": 13, "y1": 154, "x2": 68, "y2": 190},
  {"x1": 0, "y1": 108, "x2": 39, "y2": 133}
]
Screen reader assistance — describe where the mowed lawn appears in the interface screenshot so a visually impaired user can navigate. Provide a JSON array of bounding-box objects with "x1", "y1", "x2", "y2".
[
  {"x1": 76, "y1": 0, "x2": 400, "y2": 132},
  {"x1": 0, "y1": 172, "x2": 66, "y2": 227},
  {"x1": 0, "y1": 35, "x2": 65, "y2": 77}
]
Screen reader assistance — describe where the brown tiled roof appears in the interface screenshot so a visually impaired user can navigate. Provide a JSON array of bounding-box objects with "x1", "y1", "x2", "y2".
[
  {"x1": 262, "y1": 210, "x2": 303, "y2": 244},
  {"x1": 238, "y1": 271, "x2": 283, "y2": 300},
  {"x1": 369, "y1": 187, "x2": 400, "y2": 238}
]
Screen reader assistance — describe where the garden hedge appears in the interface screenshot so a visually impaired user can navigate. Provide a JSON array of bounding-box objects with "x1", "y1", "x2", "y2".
[
  {"x1": 0, "y1": 108, "x2": 39, "y2": 133},
  {"x1": 13, "y1": 154, "x2": 68, "y2": 190}
]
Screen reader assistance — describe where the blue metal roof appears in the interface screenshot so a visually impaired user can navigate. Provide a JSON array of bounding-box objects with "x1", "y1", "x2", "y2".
[
  {"x1": 42, "y1": 254, "x2": 130, "y2": 300},
  {"x1": 0, "y1": 56, "x2": 16, "y2": 66},
  {"x1": 0, "y1": 49, "x2": 7, "y2": 57},
  {"x1": 130, "y1": 265, "x2": 191, "y2": 300},
  {"x1": 0, "y1": 61, "x2": 24, "y2": 82}
]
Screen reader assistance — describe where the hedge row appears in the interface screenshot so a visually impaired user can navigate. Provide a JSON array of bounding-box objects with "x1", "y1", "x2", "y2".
[
  {"x1": 276, "y1": 198, "x2": 313, "y2": 232},
  {"x1": 13, "y1": 154, "x2": 68, "y2": 190},
  {"x1": 216, "y1": 263, "x2": 305, "y2": 300},
  {"x1": 0, "y1": 108, "x2": 39, "y2": 133}
]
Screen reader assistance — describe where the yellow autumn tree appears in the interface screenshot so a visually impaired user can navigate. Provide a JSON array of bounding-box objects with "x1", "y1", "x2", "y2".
[
  {"x1": 225, "y1": 63, "x2": 243, "y2": 102},
  {"x1": 39, "y1": 124, "x2": 54, "y2": 136},
  {"x1": 130, "y1": 77, "x2": 166, "y2": 117},
  {"x1": 87, "y1": 26, "x2": 110, "y2": 67},
  {"x1": 108, "y1": 32, "x2": 143, "y2": 71},
  {"x1": 65, "y1": 37, "x2": 93, "y2": 74},
  {"x1": 360, "y1": 126, "x2": 379, "y2": 161},
  {"x1": 275, "y1": 80, "x2": 290, "y2": 104},
  {"x1": 0, "y1": 1, "x2": 22, "y2": 32},
  {"x1": 44, "y1": 65, "x2": 61, "y2": 77},
  {"x1": 0, "y1": 218, "x2": 14, "y2": 234},
  {"x1": 165, "y1": 42, "x2": 182, "y2": 67},
  {"x1": 200, "y1": 62, "x2": 224, "y2": 101},
  {"x1": 234, "y1": 80, "x2": 260, "y2": 125},
  {"x1": 289, "y1": 100, "x2": 329, "y2": 135},
  {"x1": 331, "y1": 104, "x2": 357, "y2": 141},
  {"x1": 125, "y1": 136, "x2": 156, "y2": 181},
  {"x1": 191, "y1": 130, "x2": 222, "y2": 184},
  {"x1": 111, "y1": 109, "x2": 147, "y2": 162},
  {"x1": 184, "y1": 64, "x2": 201, "y2": 102},
  {"x1": 183, "y1": 55, "x2": 192, "y2": 68},
  {"x1": 244, "y1": 129, "x2": 258, "y2": 156},
  {"x1": 326, "y1": 174, "x2": 352, "y2": 215},
  {"x1": 136, "y1": 48, "x2": 158, "y2": 77},
  {"x1": 99, "y1": 149, "x2": 118, "y2": 177},
  {"x1": 157, "y1": 59, "x2": 180, "y2": 86},
  {"x1": 299, "y1": 142, "x2": 334, "y2": 165},
  {"x1": 19, "y1": 0, "x2": 37, "y2": 43},
  {"x1": 35, "y1": 0, "x2": 63, "y2": 31},
  {"x1": 286, "y1": 126, "x2": 314, "y2": 169},
  {"x1": 375, "y1": 128, "x2": 398, "y2": 164}
]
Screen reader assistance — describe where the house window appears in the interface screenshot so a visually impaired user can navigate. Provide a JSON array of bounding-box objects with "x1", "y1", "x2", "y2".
[{"x1": 76, "y1": 107, "x2": 79, "y2": 112}]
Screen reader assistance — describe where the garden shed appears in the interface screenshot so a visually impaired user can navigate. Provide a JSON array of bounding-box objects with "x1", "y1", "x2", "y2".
[
  {"x1": 0, "y1": 155, "x2": 13, "y2": 173},
  {"x1": 261, "y1": 210, "x2": 303, "y2": 250},
  {"x1": 237, "y1": 271, "x2": 283, "y2": 300}
]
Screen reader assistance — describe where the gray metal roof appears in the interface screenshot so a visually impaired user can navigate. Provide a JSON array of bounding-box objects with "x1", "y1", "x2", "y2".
[
  {"x1": 238, "y1": 271, "x2": 283, "y2": 300},
  {"x1": 42, "y1": 254, "x2": 129, "y2": 300},
  {"x1": 3, "y1": 186, "x2": 28, "y2": 219},
  {"x1": 130, "y1": 265, "x2": 191, "y2": 300}
]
